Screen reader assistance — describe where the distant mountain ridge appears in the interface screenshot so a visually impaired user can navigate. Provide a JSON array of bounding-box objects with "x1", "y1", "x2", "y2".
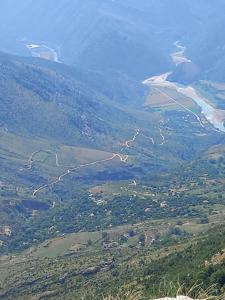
[{"x1": 0, "y1": 0, "x2": 225, "y2": 83}]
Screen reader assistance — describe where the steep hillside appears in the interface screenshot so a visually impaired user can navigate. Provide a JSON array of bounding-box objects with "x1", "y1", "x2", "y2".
[{"x1": 0, "y1": 52, "x2": 148, "y2": 251}]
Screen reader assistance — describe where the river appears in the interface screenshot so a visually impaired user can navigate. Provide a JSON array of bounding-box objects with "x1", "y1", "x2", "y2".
[
  {"x1": 26, "y1": 43, "x2": 60, "y2": 63},
  {"x1": 143, "y1": 42, "x2": 225, "y2": 132}
]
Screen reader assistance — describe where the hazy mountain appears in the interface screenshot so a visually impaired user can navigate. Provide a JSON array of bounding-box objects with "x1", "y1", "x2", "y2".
[
  {"x1": 0, "y1": 52, "x2": 135, "y2": 147},
  {"x1": 1, "y1": 2, "x2": 225, "y2": 300},
  {"x1": 0, "y1": 0, "x2": 225, "y2": 83}
]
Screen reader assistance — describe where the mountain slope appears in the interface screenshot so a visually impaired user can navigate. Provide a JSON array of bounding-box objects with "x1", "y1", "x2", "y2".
[
  {"x1": 0, "y1": 50, "x2": 222, "y2": 254},
  {"x1": 1, "y1": 2, "x2": 225, "y2": 299},
  {"x1": 1, "y1": 0, "x2": 225, "y2": 82},
  {"x1": 0, "y1": 52, "x2": 138, "y2": 148},
  {"x1": 0, "y1": 0, "x2": 176, "y2": 79}
]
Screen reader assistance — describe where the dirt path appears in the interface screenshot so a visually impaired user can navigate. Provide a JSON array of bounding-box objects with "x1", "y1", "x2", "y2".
[
  {"x1": 124, "y1": 129, "x2": 140, "y2": 148},
  {"x1": 27, "y1": 150, "x2": 60, "y2": 170},
  {"x1": 33, "y1": 153, "x2": 128, "y2": 197},
  {"x1": 32, "y1": 154, "x2": 122, "y2": 196},
  {"x1": 27, "y1": 151, "x2": 41, "y2": 169},
  {"x1": 55, "y1": 153, "x2": 59, "y2": 167},
  {"x1": 33, "y1": 130, "x2": 139, "y2": 197},
  {"x1": 114, "y1": 153, "x2": 129, "y2": 162},
  {"x1": 141, "y1": 134, "x2": 155, "y2": 145},
  {"x1": 141, "y1": 130, "x2": 166, "y2": 146},
  {"x1": 159, "y1": 128, "x2": 165, "y2": 145}
]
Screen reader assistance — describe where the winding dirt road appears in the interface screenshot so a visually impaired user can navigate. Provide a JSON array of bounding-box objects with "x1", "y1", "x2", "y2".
[
  {"x1": 159, "y1": 128, "x2": 166, "y2": 145},
  {"x1": 55, "y1": 153, "x2": 60, "y2": 167},
  {"x1": 33, "y1": 130, "x2": 139, "y2": 197},
  {"x1": 26, "y1": 150, "x2": 60, "y2": 170},
  {"x1": 141, "y1": 134, "x2": 155, "y2": 145},
  {"x1": 125, "y1": 129, "x2": 140, "y2": 147},
  {"x1": 27, "y1": 151, "x2": 40, "y2": 169}
]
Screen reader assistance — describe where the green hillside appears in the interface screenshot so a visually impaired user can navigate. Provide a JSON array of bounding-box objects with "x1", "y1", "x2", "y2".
[
  {"x1": 1, "y1": 2, "x2": 225, "y2": 298},
  {"x1": 2, "y1": 220, "x2": 225, "y2": 299},
  {"x1": 0, "y1": 50, "x2": 223, "y2": 255}
]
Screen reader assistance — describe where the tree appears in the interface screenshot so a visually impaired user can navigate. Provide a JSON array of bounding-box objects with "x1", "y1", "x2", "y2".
[{"x1": 87, "y1": 239, "x2": 92, "y2": 246}]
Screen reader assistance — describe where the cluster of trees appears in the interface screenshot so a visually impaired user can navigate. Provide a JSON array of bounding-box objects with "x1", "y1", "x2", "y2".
[{"x1": 142, "y1": 226, "x2": 225, "y2": 298}]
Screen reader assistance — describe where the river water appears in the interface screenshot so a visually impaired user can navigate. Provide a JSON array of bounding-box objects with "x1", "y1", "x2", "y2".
[
  {"x1": 26, "y1": 43, "x2": 60, "y2": 63},
  {"x1": 144, "y1": 42, "x2": 225, "y2": 132},
  {"x1": 177, "y1": 86, "x2": 225, "y2": 132}
]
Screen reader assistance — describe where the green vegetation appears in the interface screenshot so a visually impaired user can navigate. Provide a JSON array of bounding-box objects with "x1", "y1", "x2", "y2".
[
  {"x1": 1, "y1": 51, "x2": 223, "y2": 255},
  {"x1": 2, "y1": 223, "x2": 225, "y2": 299},
  {"x1": 0, "y1": 23, "x2": 225, "y2": 298}
]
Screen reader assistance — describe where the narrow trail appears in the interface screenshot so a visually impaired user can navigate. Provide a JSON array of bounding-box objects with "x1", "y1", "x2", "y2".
[
  {"x1": 141, "y1": 134, "x2": 155, "y2": 145},
  {"x1": 159, "y1": 128, "x2": 165, "y2": 145},
  {"x1": 33, "y1": 130, "x2": 139, "y2": 197},
  {"x1": 33, "y1": 154, "x2": 121, "y2": 196},
  {"x1": 124, "y1": 129, "x2": 140, "y2": 148},
  {"x1": 153, "y1": 87, "x2": 205, "y2": 129},
  {"x1": 27, "y1": 151, "x2": 40, "y2": 169},
  {"x1": 55, "y1": 153, "x2": 59, "y2": 167},
  {"x1": 114, "y1": 153, "x2": 129, "y2": 163},
  {"x1": 27, "y1": 150, "x2": 60, "y2": 170}
]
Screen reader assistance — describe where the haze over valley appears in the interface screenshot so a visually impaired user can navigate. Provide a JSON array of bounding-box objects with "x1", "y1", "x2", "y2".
[{"x1": 1, "y1": 1, "x2": 225, "y2": 299}]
